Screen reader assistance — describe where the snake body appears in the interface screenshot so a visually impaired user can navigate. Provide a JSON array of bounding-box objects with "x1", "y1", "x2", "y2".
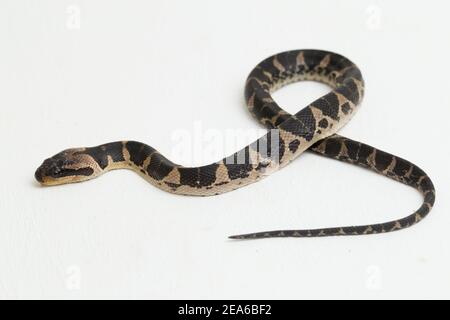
[{"x1": 35, "y1": 50, "x2": 435, "y2": 239}]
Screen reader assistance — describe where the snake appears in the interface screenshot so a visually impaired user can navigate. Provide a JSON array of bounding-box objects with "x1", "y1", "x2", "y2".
[{"x1": 35, "y1": 49, "x2": 435, "y2": 240}]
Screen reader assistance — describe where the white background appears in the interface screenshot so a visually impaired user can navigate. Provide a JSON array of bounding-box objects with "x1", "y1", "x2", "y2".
[{"x1": 0, "y1": 0, "x2": 449, "y2": 299}]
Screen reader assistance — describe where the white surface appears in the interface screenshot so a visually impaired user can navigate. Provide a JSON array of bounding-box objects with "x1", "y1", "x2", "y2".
[{"x1": 0, "y1": 0, "x2": 449, "y2": 299}]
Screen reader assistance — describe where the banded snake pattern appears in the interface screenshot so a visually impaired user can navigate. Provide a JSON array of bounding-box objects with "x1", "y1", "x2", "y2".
[{"x1": 35, "y1": 50, "x2": 435, "y2": 240}]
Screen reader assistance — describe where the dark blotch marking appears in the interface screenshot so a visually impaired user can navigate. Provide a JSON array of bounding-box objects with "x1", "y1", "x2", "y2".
[
  {"x1": 198, "y1": 164, "x2": 220, "y2": 187},
  {"x1": 302, "y1": 50, "x2": 325, "y2": 72},
  {"x1": 393, "y1": 158, "x2": 411, "y2": 176},
  {"x1": 419, "y1": 177, "x2": 434, "y2": 193},
  {"x1": 318, "y1": 118, "x2": 329, "y2": 128},
  {"x1": 374, "y1": 151, "x2": 392, "y2": 172},
  {"x1": 342, "y1": 140, "x2": 358, "y2": 161},
  {"x1": 126, "y1": 141, "x2": 155, "y2": 167},
  {"x1": 284, "y1": 107, "x2": 316, "y2": 141},
  {"x1": 84, "y1": 142, "x2": 126, "y2": 170},
  {"x1": 274, "y1": 113, "x2": 290, "y2": 127},
  {"x1": 313, "y1": 92, "x2": 340, "y2": 120},
  {"x1": 324, "y1": 139, "x2": 341, "y2": 158},
  {"x1": 370, "y1": 224, "x2": 384, "y2": 234},
  {"x1": 275, "y1": 50, "x2": 298, "y2": 73},
  {"x1": 410, "y1": 166, "x2": 425, "y2": 183},
  {"x1": 356, "y1": 144, "x2": 373, "y2": 164},
  {"x1": 259, "y1": 102, "x2": 279, "y2": 121},
  {"x1": 278, "y1": 136, "x2": 285, "y2": 162},
  {"x1": 352, "y1": 225, "x2": 370, "y2": 234},
  {"x1": 179, "y1": 164, "x2": 219, "y2": 188},
  {"x1": 424, "y1": 190, "x2": 435, "y2": 204},
  {"x1": 224, "y1": 163, "x2": 253, "y2": 180},
  {"x1": 336, "y1": 79, "x2": 360, "y2": 105},
  {"x1": 341, "y1": 102, "x2": 351, "y2": 115},
  {"x1": 146, "y1": 153, "x2": 174, "y2": 181},
  {"x1": 288, "y1": 139, "x2": 300, "y2": 153}
]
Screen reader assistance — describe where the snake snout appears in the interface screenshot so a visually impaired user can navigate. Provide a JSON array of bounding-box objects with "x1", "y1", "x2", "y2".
[
  {"x1": 35, "y1": 166, "x2": 44, "y2": 183},
  {"x1": 35, "y1": 158, "x2": 58, "y2": 184},
  {"x1": 35, "y1": 150, "x2": 98, "y2": 186},
  {"x1": 34, "y1": 154, "x2": 70, "y2": 184}
]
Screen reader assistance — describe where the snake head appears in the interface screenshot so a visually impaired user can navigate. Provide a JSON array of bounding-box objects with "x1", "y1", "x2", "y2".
[{"x1": 35, "y1": 148, "x2": 99, "y2": 186}]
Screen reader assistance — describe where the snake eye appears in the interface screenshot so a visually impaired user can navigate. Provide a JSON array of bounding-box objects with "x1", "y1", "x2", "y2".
[
  {"x1": 50, "y1": 168, "x2": 60, "y2": 177},
  {"x1": 47, "y1": 163, "x2": 66, "y2": 177}
]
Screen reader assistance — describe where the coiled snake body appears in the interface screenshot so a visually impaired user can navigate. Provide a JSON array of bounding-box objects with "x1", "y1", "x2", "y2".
[{"x1": 35, "y1": 50, "x2": 435, "y2": 239}]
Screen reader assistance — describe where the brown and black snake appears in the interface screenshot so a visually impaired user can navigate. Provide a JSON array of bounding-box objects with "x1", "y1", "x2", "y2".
[{"x1": 35, "y1": 49, "x2": 435, "y2": 240}]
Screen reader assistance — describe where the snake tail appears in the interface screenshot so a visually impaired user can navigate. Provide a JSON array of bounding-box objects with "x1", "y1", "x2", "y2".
[{"x1": 229, "y1": 135, "x2": 435, "y2": 239}]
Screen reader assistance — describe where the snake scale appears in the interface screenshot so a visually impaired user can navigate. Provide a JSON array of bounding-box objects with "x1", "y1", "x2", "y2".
[{"x1": 35, "y1": 49, "x2": 435, "y2": 240}]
